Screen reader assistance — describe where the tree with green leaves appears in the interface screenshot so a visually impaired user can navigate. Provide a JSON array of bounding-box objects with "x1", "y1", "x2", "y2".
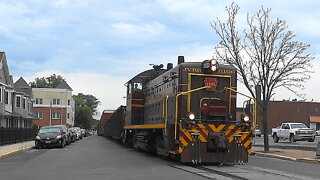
[
  {"x1": 75, "y1": 106, "x2": 93, "y2": 129},
  {"x1": 73, "y1": 93, "x2": 100, "y2": 115},
  {"x1": 211, "y1": 3, "x2": 314, "y2": 151},
  {"x1": 30, "y1": 74, "x2": 65, "y2": 88},
  {"x1": 73, "y1": 93, "x2": 101, "y2": 129}
]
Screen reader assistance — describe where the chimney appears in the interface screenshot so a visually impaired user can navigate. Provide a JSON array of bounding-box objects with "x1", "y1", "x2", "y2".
[
  {"x1": 167, "y1": 63, "x2": 173, "y2": 70},
  {"x1": 178, "y1": 56, "x2": 184, "y2": 64}
]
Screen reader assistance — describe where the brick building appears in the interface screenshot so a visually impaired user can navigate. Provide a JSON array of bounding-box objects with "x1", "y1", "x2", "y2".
[
  {"x1": 32, "y1": 81, "x2": 75, "y2": 127},
  {"x1": 253, "y1": 101, "x2": 320, "y2": 133}
]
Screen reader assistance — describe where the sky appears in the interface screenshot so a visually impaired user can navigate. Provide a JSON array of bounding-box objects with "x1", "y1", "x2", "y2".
[{"x1": 0, "y1": 0, "x2": 319, "y2": 119}]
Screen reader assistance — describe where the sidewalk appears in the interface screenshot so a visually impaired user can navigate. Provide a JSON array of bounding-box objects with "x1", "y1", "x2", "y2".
[
  {"x1": 0, "y1": 141, "x2": 34, "y2": 158},
  {"x1": 252, "y1": 146, "x2": 320, "y2": 164}
]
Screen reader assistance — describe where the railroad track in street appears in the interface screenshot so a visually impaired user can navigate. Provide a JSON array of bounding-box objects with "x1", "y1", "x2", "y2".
[{"x1": 170, "y1": 163, "x2": 318, "y2": 180}]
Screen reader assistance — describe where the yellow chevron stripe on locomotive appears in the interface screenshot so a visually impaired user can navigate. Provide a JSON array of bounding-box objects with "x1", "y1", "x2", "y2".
[{"x1": 178, "y1": 124, "x2": 253, "y2": 155}]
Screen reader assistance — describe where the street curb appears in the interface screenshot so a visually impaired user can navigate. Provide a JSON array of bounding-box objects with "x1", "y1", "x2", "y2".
[
  {"x1": 252, "y1": 144, "x2": 316, "y2": 151},
  {"x1": 252, "y1": 151, "x2": 320, "y2": 164},
  {"x1": 0, "y1": 143, "x2": 35, "y2": 159},
  {"x1": 0, "y1": 149, "x2": 24, "y2": 159}
]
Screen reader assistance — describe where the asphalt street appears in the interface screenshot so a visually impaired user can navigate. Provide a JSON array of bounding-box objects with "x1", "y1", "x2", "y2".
[
  {"x1": 0, "y1": 135, "x2": 208, "y2": 180},
  {"x1": 0, "y1": 135, "x2": 320, "y2": 180}
]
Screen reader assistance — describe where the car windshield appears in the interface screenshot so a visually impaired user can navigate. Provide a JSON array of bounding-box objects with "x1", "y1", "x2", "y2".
[
  {"x1": 54, "y1": 126, "x2": 67, "y2": 132},
  {"x1": 290, "y1": 124, "x2": 307, "y2": 129},
  {"x1": 39, "y1": 127, "x2": 61, "y2": 133}
]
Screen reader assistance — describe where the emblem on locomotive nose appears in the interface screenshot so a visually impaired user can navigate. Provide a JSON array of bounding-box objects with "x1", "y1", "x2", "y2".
[{"x1": 204, "y1": 78, "x2": 218, "y2": 91}]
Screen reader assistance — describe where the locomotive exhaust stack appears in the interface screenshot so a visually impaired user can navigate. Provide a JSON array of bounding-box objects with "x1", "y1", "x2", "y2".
[
  {"x1": 178, "y1": 56, "x2": 184, "y2": 64},
  {"x1": 167, "y1": 63, "x2": 173, "y2": 70}
]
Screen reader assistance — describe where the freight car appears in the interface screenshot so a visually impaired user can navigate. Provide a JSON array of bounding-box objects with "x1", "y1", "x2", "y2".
[
  {"x1": 97, "y1": 110, "x2": 113, "y2": 136},
  {"x1": 103, "y1": 56, "x2": 254, "y2": 164},
  {"x1": 104, "y1": 106, "x2": 126, "y2": 140}
]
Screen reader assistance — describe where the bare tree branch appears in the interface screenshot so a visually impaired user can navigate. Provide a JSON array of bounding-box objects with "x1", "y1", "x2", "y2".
[{"x1": 211, "y1": 3, "x2": 314, "y2": 151}]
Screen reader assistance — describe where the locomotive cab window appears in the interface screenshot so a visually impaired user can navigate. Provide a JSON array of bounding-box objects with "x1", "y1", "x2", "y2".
[
  {"x1": 134, "y1": 82, "x2": 142, "y2": 91},
  {"x1": 132, "y1": 78, "x2": 143, "y2": 92}
]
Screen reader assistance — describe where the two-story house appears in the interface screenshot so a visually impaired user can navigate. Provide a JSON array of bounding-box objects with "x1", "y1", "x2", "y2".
[
  {"x1": 0, "y1": 52, "x2": 34, "y2": 128},
  {"x1": 13, "y1": 77, "x2": 34, "y2": 128},
  {"x1": 0, "y1": 52, "x2": 14, "y2": 127},
  {"x1": 32, "y1": 80, "x2": 75, "y2": 127}
]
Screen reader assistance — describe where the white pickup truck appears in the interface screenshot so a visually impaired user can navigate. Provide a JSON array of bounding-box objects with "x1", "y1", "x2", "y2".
[{"x1": 271, "y1": 123, "x2": 316, "y2": 143}]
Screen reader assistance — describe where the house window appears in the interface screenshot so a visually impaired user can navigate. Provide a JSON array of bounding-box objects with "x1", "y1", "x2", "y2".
[
  {"x1": 53, "y1": 98, "x2": 60, "y2": 105},
  {"x1": 0, "y1": 87, "x2": 2, "y2": 103},
  {"x1": 315, "y1": 107, "x2": 319, "y2": 113},
  {"x1": 35, "y1": 98, "x2": 43, "y2": 104},
  {"x1": 23, "y1": 98, "x2": 26, "y2": 109},
  {"x1": 36, "y1": 112, "x2": 43, "y2": 119},
  {"x1": 67, "y1": 113, "x2": 70, "y2": 119},
  {"x1": 68, "y1": 99, "x2": 71, "y2": 105},
  {"x1": 52, "y1": 112, "x2": 60, "y2": 119},
  {"x1": 5, "y1": 91, "x2": 8, "y2": 104},
  {"x1": 16, "y1": 96, "x2": 21, "y2": 108}
]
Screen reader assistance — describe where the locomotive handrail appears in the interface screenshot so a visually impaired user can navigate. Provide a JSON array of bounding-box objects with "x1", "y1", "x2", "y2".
[
  {"x1": 174, "y1": 86, "x2": 211, "y2": 140},
  {"x1": 163, "y1": 95, "x2": 169, "y2": 136},
  {"x1": 225, "y1": 87, "x2": 257, "y2": 129}
]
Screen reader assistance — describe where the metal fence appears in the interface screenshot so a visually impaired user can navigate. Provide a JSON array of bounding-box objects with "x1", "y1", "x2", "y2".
[{"x1": 0, "y1": 127, "x2": 36, "y2": 146}]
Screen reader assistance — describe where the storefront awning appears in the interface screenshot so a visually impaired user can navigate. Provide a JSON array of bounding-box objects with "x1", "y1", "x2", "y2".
[{"x1": 310, "y1": 116, "x2": 320, "y2": 123}]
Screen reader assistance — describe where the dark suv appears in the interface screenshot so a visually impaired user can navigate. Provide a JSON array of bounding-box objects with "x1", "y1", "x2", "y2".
[{"x1": 35, "y1": 126, "x2": 67, "y2": 148}]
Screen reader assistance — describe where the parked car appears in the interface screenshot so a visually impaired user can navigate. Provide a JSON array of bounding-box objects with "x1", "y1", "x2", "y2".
[
  {"x1": 52, "y1": 125, "x2": 72, "y2": 145},
  {"x1": 35, "y1": 126, "x2": 66, "y2": 148},
  {"x1": 68, "y1": 128, "x2": 78, "y2": 142},
  {"x1": 81, "y1": 129, "x2": 86, "y2": 137},
  {"x1": 272, "y1": 123, "x2": 316, "y2": 143},
  {"x1": 253, "y1": 128, "x2": 262, "y2": 137},
  {"x1": 316, "y1": 129, "x2": 320, "y2": 136},
  {"x1": 73, "y1": 127, "x2": 82, "y2": 139}
]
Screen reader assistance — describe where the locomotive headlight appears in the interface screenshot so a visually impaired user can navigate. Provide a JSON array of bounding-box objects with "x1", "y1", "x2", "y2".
[
  {"x1": 243, "y1": 115, "x2": 250, "y2": 122},
  {"x1": 211, "y1": 59, "x2": 218, "y2": 72},
  {"x1": 202, "y1": 59, "x2": 219, "y2": 73},
  {"x1": 188, "y1": 113, "x2": 196, "y2": 120}
]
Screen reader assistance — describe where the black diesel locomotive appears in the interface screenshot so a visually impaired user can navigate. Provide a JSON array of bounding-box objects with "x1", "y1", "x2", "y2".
[{"x1": 101, "y1": 56, "x2": 254, "y2": 164}]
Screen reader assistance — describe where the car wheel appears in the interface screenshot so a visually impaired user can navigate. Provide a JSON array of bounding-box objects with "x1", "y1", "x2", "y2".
[
  {"x1": 289, "y1": 134, "x2": 296, "y2": 143},
  {"x1": 60, "y1": 139, "x2": 65, "y2": 148},
  {"x1": 273, "y1": 134, "x2": 279, "y2": 143},
  {"x1": 67, "y1": 138, "x2": 71, "y2": 145},
  {"x1": 35, "y1": 142, "x2": 40, "y2": 149}
]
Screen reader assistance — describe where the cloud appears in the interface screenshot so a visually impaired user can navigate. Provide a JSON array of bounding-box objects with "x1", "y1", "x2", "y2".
[
  {"x1": 19, "y1": 71, "x2": 128, "y2": 119},
  {"x1": 111, "y1": 22, "x2": 166, "y2": 35},
  {"x1": 3, "y1": 0, "x2": 320, "y2": 113},
  {"x1": 0, "y1": 25, "x2": 25, "y2": 40}
]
